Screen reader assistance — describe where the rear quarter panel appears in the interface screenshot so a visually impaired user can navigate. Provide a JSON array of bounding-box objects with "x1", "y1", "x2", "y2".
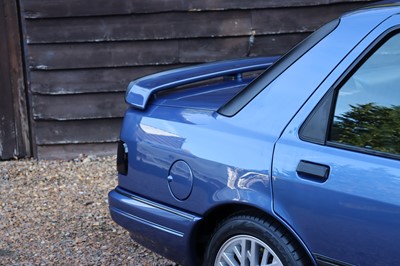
[{"x1": 119, "y1": 104, "x2": 277, "y2": 215}]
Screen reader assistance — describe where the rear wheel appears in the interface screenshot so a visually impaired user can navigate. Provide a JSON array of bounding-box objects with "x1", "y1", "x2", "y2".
[{"x1": 203, "y1": 214, "x2": 309, "y2": 266}]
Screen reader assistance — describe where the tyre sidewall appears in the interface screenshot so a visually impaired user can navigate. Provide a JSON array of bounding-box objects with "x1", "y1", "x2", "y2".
[{"x1": 204, "y1": 216, "x2": 300, "y2": 266}]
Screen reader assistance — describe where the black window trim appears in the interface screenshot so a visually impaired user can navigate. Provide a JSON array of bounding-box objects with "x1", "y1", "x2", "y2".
[{"x1": 300, "y1": 25, "x2": 400, "y2": 161}]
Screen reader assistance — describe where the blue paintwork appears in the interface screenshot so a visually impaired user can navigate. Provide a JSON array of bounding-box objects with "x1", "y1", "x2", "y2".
[
  {"x1": 272, "y1": 10, "x2": 400, "y2": 266},
  {"x1": 125, "y1": 56, "x2": 279, "y2": 109},
  {"x1": 109, "y1": 3, "x2": 400, "y2": 266},
  {"x1": 151, "y1": 77, "x2": 254, "y2": 110},
  {"x1": 168, "y1": 160, "x2": 194, "y2": 200},
  {"x1": 109, "y1": 188, "x2": 201, "y2": 265}
]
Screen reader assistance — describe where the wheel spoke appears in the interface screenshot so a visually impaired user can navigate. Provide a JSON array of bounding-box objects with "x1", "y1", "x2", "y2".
[
  {"x1": 221, "y1": 251, "x2": 238, "y2": 266},
  {"x1": 236, "y1": 239, "x2": 245, "y2": 264},
  {"x1": 260, "y1": 247, "x2": 269, "y2": 265},
  {"x1": 215, "y1": 235, "x2": 284, "y2": 266},
  {"x1": 248, "y1": 239, "x2": 258, "y2": 266}
]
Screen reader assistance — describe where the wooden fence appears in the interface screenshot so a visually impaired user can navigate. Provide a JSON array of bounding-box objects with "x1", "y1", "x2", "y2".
[
  {"x1": 17, "y1": 0, "x2": 374, "y2": 159},
  {"x1": 0, "y1": 0, "x2": 30, "y2": 160}
]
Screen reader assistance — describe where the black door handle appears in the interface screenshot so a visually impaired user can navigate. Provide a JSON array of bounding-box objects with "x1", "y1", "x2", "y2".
[{"x1": 296, "y1": 160, "x2": 330, "y2": 183}]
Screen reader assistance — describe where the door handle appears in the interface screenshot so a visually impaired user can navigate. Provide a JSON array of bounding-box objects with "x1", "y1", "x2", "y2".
[{"x1": 296, "y1": 160, "x2": 330, "y2": 183}]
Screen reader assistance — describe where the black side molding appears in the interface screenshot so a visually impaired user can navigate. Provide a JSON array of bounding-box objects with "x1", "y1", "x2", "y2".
[{"x1": 315, "y1": 254, "x2": 355, "y2": 266}]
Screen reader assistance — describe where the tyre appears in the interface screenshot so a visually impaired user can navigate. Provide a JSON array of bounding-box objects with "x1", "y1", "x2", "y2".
[{"x1": 203, "y1": 214, "x2": 309, "y2": 266}]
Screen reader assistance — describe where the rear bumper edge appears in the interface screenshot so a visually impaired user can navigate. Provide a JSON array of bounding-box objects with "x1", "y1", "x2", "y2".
[{"x1": 108, "y1": 188, "x2": 201, "y2": 265}]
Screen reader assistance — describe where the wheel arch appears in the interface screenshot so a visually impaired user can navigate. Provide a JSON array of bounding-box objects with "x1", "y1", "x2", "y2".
[{"x1": 191, "y1": 202, "x2": 316, "y2": 265}]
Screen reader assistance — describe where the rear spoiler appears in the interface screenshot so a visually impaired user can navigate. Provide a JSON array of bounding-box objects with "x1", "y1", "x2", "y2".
[{"x1": 125, "y1": 56, "x2": 280, "y2": 110}]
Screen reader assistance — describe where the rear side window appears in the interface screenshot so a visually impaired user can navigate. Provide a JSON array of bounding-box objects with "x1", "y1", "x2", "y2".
[{"x1": 329, "y1": 33, "x2": 400, "y2": 156}]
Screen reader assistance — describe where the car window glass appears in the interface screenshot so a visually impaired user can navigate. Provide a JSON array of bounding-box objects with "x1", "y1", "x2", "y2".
[{"x1": 329, "y1": 33, "x2": 400, "y2": 155}]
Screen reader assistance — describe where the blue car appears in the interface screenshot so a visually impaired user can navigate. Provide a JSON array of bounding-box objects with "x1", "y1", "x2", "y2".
[{"x1": 109, "y1": 3, "x2": 400, "y2": 266}]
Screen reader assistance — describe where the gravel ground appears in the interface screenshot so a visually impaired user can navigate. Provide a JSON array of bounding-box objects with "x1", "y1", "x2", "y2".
[{"x1": 0, "y1": 155, "x2": 176, "y2": 265}]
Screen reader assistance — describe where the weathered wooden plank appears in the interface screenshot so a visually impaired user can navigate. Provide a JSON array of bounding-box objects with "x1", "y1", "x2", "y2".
[
  {"x1": 37, "y1": 142, "x2": 117, "y2": 160},
  {"x1": 35, "y1": 119, "x2": 122, "y2": 145},
  {"x1": 30, "y1": 37, "x2": 290, "y2": 70},
  {"x1": 0, "y1": 0, "x2": 16, "y2": 159},
  {"x1": 21, "y1": 0, "x2": 375, "y2": 18},
  {"x1": 252, "y1": 3, "x2": 360, "y2": 35},
  {"x1": 5, "y1": 0, "x2": 31, "y2": 158},
  {"x1": 1, "y1": 0, "x2": 31, "y2": 159},
  {"x1": 30, "y1": 65, "x2": 186, "y2": 95},
  {"x1": 28, "y1": 35, "x2": 307, "y2": 70},
  {"x1": 249, "y1": 33, "x2": 311, "y2": 57},
  {"x1": 25, "y1": 11, "x2": 251, "y2": 44},
  {"x1": 0, "y1": 62, "x2": 16, "y2": 159},
  {"x1": 179, "y1": 37, "x2": 250, "y2": 63},
  {"x1": 32, "y1": 93, "x2": 126, "y2": 120},
  {"x1": 25, "y1": 3, "x2": 367, "y2": 44},
  {"x1": 28, "y1": 40, "x2": 180, "y2": 70},
  {"x1": 27, "y1": 38, "x2": 247, "y2": 70}
]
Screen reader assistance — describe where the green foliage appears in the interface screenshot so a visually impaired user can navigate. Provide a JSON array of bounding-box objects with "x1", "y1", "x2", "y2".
[{"x1": 331, "y1": 103, "x2": 400, "y2": 155}]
